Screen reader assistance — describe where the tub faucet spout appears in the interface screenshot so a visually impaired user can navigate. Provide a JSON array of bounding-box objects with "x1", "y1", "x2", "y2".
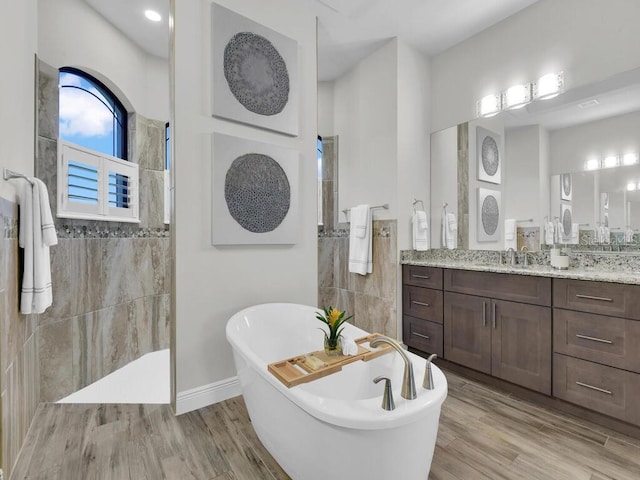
[{"x1": 369, "y1": 336, "x2": 417, "y2": 400}]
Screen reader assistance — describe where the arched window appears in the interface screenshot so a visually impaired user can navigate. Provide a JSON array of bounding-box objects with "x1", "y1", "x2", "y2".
[
  {"x1": 57, "y1": 68, "x2": 138, "y2": 222},
  {"x1": 58, "y1": 67, "x2": 127, "y2": 159}
]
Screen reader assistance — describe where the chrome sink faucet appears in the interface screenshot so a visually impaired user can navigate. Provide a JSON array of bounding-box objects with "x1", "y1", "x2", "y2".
[
  {"x1": 521, "y1": 245, "x2": 529, "y2": 266},
  {"x1": 506, "y1": 247, "x2": 516, "y2": 266},
  {"x1": 369, "y1": 336, "x2": 417, "y2": 400}
]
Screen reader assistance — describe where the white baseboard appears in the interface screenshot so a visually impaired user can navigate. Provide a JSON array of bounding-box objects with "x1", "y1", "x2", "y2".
[{"x1": 175, "y1": 376, "x2": 241, "y2": 415}]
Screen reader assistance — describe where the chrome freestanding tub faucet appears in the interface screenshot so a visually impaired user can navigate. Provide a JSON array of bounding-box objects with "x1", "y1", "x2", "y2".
[
  {"x1": 423, "y1": 354, "x2": 437, "y2": 390},
  {"x1": 370, "y1": 336, "x2": 417, "y2": 400}
]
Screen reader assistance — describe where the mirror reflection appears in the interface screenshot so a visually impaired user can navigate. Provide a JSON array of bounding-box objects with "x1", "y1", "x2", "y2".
[{"x1": 431, "y1": 67, "x2": 640, "y2": 252}]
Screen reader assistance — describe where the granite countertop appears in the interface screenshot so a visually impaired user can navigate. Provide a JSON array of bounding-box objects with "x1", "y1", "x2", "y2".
[{"x1": 401, "y1": 252, "x2": 640, "y2": 286}]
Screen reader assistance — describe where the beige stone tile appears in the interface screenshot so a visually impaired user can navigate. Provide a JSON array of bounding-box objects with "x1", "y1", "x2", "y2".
[
  {"x1": 317, "y1": 287, "x2": 337, "y2": 310},
  {"x1": 100, "y1": 303, "x2": 133, "y2": 376},
  {"x1": 71, "y1": 311, "x2": 103, "y2": 390},
  {"x1": 353, "y1": 292, "x2": 396, "y2": 338},
  {"x1": 317, "y1": 237, "x2": 334, "y2": 288},
  {"x1": 38, "y1": 318, "x2": 74, "y2": 402},
  {"x1": 138, "y1": 168, "x2": 166, "y2": 230},
  {"x1": 36, "y1": 58, "x2": 59, "y2": 142}
]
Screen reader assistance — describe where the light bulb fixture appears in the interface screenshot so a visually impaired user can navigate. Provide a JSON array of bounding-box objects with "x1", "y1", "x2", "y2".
[
  {"x1": 477, "y1": 94, "x2": 502, "y2": 118},
  {"x1": 534, "y1": 72, "x2": 564, "y2": 100},
  {"x1": 603, "y1": 155, "x2": 619, "y2": 168},
  {"x1": 502, "y1": 83, "x2": 532, "y2": 110},
  {"x1": 144, "y1": 9, "x2": 162, "y2": 22},
  {"x1": 627, "y1": 182, "x2": 637, "y2": 191},
  {"x1": 585, "y1": 158, "x2": 600, "y2": 171},
  {"x1": 623, "y1": 152, "x2": 639, "y2": 166}
]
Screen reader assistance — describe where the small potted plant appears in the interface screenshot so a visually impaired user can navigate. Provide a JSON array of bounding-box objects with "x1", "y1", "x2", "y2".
[{"x1": 316, "y1": 306, "x2": 352, "y2": 356}]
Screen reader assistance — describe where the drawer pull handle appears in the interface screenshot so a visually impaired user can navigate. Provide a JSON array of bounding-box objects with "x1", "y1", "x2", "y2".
[
  {"x1": 575, "y1": 334, "x2": 613, "y2": 344},
  {"x1": 412, "y1": 274, "x2": 430, "y2": 279},
  {"x1": 412, "y1": 301, "x2": 431, "y2": 307},
  {"x1": 575, "y1": 294, "x2": 613, "y2": 302},
  {"x1": 576, "y1": 381, "x2": 612, "y2": 395},
  {"x1": 412, "y1": 332, "x2": 430, "y2": 340}
]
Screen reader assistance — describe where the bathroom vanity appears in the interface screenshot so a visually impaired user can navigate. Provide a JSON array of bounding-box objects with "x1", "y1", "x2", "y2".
[{"x1": 401, "y1": 254, "x2": 640, "y2": 435}]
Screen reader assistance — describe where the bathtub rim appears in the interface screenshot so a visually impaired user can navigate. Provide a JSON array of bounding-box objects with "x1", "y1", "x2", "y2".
[{"x1": 226, "y1": 302, "x2": 448, "y2": 430}]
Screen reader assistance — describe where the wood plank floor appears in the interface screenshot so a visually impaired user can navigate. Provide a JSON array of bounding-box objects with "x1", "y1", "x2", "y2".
[{"x1": 10, "y1": 369, "x2": 640, "y2": 479}]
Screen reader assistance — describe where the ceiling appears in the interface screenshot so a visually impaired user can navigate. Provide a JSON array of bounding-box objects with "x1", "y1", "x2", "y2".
[{"x1": 85, "y1": 0, "x2": 539, "y2": 81}]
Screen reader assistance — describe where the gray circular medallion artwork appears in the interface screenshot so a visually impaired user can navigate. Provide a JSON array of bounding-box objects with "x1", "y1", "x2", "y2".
[
  {"x1": 225, "y1": 153, "x2": 290, "y2": 233},
  {"x1": 563, "y1": 208, "x2": 572, "y2": 236},
  {"x1": 224, "y1": 32, "x2": 290, "y2": 116},
  {"x1": 481, "y1": 135, "x2": 499, "y2": 177},
  {"x1": 481, "y1": 195, "x2": 499, "y2": 236}
]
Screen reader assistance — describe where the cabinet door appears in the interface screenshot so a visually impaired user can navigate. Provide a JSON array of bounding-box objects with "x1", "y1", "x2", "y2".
[
  {"x1": 491, "y1": 299, "x2": 552, "y2": 394},
  {"x1": 444, "y1": 291, "x2": 491, "y2": 374}
]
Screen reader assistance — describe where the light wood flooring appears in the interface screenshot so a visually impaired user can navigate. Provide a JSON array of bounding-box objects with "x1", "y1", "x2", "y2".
[{"x1": 10, "y1": 370, "x2": 640, "y2": 479}]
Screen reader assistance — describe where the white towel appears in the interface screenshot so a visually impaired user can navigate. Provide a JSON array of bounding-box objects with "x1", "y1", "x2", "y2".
[
  {"x1": 570, "y1": 223, "x2": 579, "y2": 244},
  {"x1": 504, "y1": 219, "x2": 517, "y2": 250},
  {"x1": 602, "y1": 226, "x2": 610, "y2": 244},
  {"x1": 340, "y1": 334, "x2": 358, "y2": 356},
  {"x1": 412, "y1": 210, "x2": 429, "y2": 251},
  {"x1": 19, "y1": 178, "x2": 58, "y2": 314},
  {"x1": 445, "y1": 212, "x2": 457, "y2": 249},
  {"x1": 556, "y1": 222, "x2": 564, "y2": 244},
  {"x1": 348, "y1": 205, "x2": 372, "y2": 275},
  {"x1": 544, "y1": 221, "x2": 555, "y2": 245}
]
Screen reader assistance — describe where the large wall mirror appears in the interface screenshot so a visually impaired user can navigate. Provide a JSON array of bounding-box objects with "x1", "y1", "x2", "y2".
[{"x1": 431, "y1": 65, "x2": 640, "y2": 252}]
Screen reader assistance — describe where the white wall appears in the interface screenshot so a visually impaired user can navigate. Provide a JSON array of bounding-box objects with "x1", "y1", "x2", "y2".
[
  {"x1": 172, "y1": 0, "x2": 317, "y2": 413},
  {"x1": 37, "y1": 0, "x2": 169, "y2": 121},
  {"x1": 504, "y1": 125, "x2": 546, "y2": 228},
  {"x1": 549, "y1": 110, "x2": 640, "y2": 175},
  {"x1": 317, "y1": 81, "x2": 334, "y2": 138},
  {"x1": 431, "y1": 0, "x2": 640, "y2": 132},
  {"x1": 0, "y1": 0, "x2": 37, "y2": 200},
  {"x1": 429, "y1": 127, "x2": 457, "y2": 248},
  {"x1": 334, "y1": 39, "x2": 398, "y2": 220}
]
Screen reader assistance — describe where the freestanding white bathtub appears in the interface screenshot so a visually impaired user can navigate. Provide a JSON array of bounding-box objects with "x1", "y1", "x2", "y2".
[{"x1": 226, "y1": 303, "x2": 448, "y2": 480}]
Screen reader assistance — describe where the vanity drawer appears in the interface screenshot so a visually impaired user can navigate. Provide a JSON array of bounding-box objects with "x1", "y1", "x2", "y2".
[
  {"x1": 403, "y1": 286, "x2": 443, "y2": 323},
  {"x1": 403, "y1": 316, "x2": 443, "y2": 357},
  {"x1": 553, "y1": 279, "x2": 640, "y2": 320},
  {"x1": 402, "y1": 265, "x2": 443, "y2": 289},
  {"x1": 554, "y1": 309, "x2": 640, "y2": 373},
  {"x1": 553, "y1": 354, "x2": 640, "y2": 426},
  {"x1": 444, "y1": 269, "x2": 551, "y2": 306}
]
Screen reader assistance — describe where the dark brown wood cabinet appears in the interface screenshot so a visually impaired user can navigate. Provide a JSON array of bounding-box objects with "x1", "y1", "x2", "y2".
[
  {"x1": 443, "y1": 288, "x2": 551, "y2": 394},
  {"x1": 402, "y1": 265, "x2": 444, "y2": 356},
  {"x1": 553, "y1": 279, "x2": 640, "y2": 426}
]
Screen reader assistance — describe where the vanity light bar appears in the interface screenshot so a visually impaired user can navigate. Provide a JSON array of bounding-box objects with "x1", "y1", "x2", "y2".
[
  {"x1": 477, "y1": 94, "x2": 502, "y2": 118},
  {"x1": 585, "y1": 152, "x2": 639, "y2": 171},
  {"x1": 533, "y1": 72, "x2": 564, "y2": 100},
  {"x1": 502, "y1": 83, "x2": 532, "y2": 110},
  {"x1": 623, "y1": 153, "x2": 639, "y2": 166},
  {"x1": 476, "y1": 72, "x2": 564, "y2": 118},
  {"x1": 627, "y1": 182, "x2": 637, "y2": 191}
]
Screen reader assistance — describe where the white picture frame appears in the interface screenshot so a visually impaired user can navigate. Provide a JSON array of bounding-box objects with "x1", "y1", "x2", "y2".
[
  {"x1": 211, "y1": 3, "x2": 299, "y2": 136},
  {"x1": 212, "y1": 133, "x2": 300, "y2": 245},
  {"x1": 477, "y1": 188, "x2": 501, "y2": 242},
  {"x1": 476, "y1": 126, "x2": 501, "y2": 184}
]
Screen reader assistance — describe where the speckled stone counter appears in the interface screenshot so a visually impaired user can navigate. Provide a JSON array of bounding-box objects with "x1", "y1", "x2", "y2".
[{"x1": 401, "y1": 249, "x2": 640, "y2": 286}]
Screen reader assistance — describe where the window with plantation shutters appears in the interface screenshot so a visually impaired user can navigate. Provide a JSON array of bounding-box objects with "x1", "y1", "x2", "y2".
[{"x1": 58, "y1": 141, "x2": 139, "y2": 222}]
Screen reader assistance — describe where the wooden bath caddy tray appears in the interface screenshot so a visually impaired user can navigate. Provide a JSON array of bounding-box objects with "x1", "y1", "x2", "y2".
[{"x1": 267, "y1": 333, "x2": 393, "y2": 388}]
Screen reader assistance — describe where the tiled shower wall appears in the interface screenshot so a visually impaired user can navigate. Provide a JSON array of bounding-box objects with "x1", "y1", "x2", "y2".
[
  {"x1": 1, "y1": 198, "x2": 39, "y2": 477},
  {"x1": 33, "y1": 59, "x2": 170, "y2": 402},
  {"x1": 318, "y1": 222, "x2": 398, "y2": 338},
  {"x1": 317, "y1": 135, "x2": 398, "y2": 338}
]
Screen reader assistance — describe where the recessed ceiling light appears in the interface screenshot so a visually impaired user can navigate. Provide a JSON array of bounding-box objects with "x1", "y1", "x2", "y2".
[{"x1": 145, "y1": 10, "x2": 162, "y2": 22}]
